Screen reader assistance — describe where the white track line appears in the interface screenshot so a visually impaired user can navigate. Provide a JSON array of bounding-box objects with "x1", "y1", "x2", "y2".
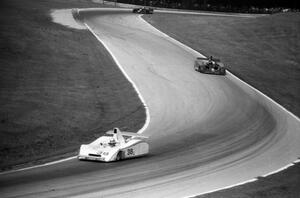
[
  {"x1": 138, "y1": 13, "x2": 300, "y2": 197},
  {"x1": 138, "y1": 15, "x2": 300, "y2": 122},
  {"x1": 2, "y1": 10, "x2": 298, "y2": 194},
  {"x1": 184, "y1": 178, "x2": 258, "y2": 198},
  {"x1": 0, "y1": 8, "x2": 150, "y2": 175},
  {"x1": 82, "y1": 19, "x2": 150, "y2": 135},
  {"x1": 0, "y1": 156, "x2": 77, "y2": 175},
  {"x1": 185, "y1": 160, "x2": 299, "y2": 198},
  {"x1": 261, "y1": 163, "x2": 294, "y2": 177}
]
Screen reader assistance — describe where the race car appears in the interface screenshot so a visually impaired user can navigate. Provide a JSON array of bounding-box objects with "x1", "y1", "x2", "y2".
[
  {"x1": 194, "y1": 56, "x2": 226, "y2": 75},
  {"x1": 132, "y1": 7, "x2": 154, "y2": 14},
  {"x1": 78, "y1": 128, "x2": 149, "y2": 162}
]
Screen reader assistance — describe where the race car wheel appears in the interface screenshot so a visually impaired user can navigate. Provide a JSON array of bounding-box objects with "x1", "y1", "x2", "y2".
[{"x1": 116, "y1": 152, "x2": 122, "y2": 161}]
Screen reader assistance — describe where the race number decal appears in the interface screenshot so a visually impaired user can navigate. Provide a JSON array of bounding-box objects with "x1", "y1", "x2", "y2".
[{"x1": 127, "y1": 148, "x2": 135, "y2": 156}]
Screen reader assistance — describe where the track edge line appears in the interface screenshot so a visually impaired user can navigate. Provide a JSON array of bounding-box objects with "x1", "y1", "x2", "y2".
[
  {"x1": 0, "y1": 8, "x2": 150, "y2": 175},
  {"x1": 138, "y1": 13, "x2": 300, "y2": 197}
]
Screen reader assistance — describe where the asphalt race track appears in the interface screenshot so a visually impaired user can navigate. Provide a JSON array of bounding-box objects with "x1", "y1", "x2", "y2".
[{"x1": 0, "y1": 8, "x2": 299, "y2": 198}]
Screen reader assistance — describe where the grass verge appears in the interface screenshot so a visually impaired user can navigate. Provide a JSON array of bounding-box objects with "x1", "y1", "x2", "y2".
[
  {"x1": 144, "y1": 12, "x2": 300, "y2": 117},
  {"x1": 199, "y1": 162, "x2": 300, "y2": 198},
  {"x1": 143, "y1": 12, "x2": 300, "y2": 198},
  {"x1": 0, "y1": 0, "x2": 145, "y2": 170}
]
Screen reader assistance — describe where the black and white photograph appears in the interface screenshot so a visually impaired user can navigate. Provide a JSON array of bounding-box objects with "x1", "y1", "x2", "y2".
[{"x1": 0, "y1": 0, "x2": 299, "y2": 197}]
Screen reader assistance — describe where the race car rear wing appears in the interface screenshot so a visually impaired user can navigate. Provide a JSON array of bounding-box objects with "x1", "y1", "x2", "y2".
[
  {"x1": 106, "y1": 128, "x2": 148, "y2": 139},
  {"x1": 196, "y1": 57, "x2": 220, "y2": 62}
]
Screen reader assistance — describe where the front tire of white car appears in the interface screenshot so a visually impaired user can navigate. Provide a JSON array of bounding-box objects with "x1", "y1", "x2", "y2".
[{"x1": 116, "y1": 152, "x2": 122, "y2": 161}]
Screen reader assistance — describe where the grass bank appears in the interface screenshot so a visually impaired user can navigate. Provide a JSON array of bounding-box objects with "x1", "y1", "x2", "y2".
[
  {"x1": 144, "y1": 12, "x2": 300, "y2": 117},
  {"x1": 0, "y1": 0, "x2": 145, "y2": 170},
  {"x1": 200, "y1": 162, "x2": 300, "y2": 198},
  {"x1": 143, "y1": 12, "x2": 300, "y2": 198}
]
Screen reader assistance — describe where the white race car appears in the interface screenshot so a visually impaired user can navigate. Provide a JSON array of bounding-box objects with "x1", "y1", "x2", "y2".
[{"x1": 78, "y1": 128, "x2": 149, "y2": 162}]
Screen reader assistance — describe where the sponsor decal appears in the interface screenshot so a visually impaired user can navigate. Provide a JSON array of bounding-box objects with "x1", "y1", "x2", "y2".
[{"x1": 127, "y1": 148, "x2": 135, "y2": 156}]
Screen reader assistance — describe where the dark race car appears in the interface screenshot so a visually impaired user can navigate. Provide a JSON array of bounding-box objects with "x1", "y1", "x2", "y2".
[
  {"x1": 132, "y1": 7, "x2": 154, "y2": 14},
  {"x1": 194, "y1": 56, "x2": 226, "y2": 75}
]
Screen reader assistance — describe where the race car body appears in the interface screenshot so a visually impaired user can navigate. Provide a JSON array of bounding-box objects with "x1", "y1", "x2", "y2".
[
  {"x1": 78, "y1": 128, "x2": 149, "y2": 162},
  {"x1": 132, "y1": 7, "x2": 154, "y2": 14},
  {"x1": 194, "y1": 56, "x2": 226, "y2": 75}
]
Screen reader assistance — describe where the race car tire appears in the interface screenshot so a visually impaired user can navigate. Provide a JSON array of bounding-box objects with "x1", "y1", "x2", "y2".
[
  {"x1": 116, "y1": 152, "x2": 122, "y2": 161},
  {"x1": 220, "y1": 68, "x2": 226, "y2": 75}
]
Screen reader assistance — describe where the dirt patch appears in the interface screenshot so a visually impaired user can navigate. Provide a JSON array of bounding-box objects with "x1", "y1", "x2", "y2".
[{"x1": 50, "y1": 9, "x2": 86, "y2": 30}]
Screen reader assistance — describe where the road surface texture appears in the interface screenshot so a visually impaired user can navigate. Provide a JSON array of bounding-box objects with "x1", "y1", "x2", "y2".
[{"x1": 0, "y1": 8, "x2": 299, "y2": 198}]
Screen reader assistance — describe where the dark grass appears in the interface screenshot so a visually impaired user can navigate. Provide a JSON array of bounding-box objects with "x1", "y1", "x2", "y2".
[
  {"x1": 143, "y1": 12, "x2": 300, "y2": 198},
  {"x1": 144, "y1": 12, "x2": 300, "y2": 117},
  {"x1": 0, "y1": 0, "x2": 145, "y2": 170},
  {"x1": 199, "y1": 162, "x2": 300, "y2": 198}
]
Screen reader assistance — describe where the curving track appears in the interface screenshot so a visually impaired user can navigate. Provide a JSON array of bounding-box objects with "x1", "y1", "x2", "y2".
[{"x1": 0, "y1": 8, "x2": 299, "y2": 198}]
